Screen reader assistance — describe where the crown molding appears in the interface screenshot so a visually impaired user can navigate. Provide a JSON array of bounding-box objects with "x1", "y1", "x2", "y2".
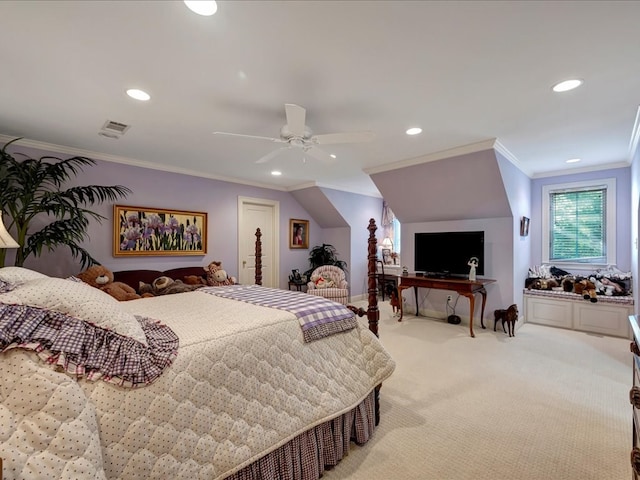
[
  {"x1": 363, "y1": 138, "x2": 501, "y2": 176},
  {"x1": 0, "y1": 134, "x2": 289, "y2": 192}
]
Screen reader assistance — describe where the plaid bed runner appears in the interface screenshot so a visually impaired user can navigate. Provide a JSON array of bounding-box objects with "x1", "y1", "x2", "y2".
[{"x1": 202, "y1": 285, "x2": 357, "y2": 342}]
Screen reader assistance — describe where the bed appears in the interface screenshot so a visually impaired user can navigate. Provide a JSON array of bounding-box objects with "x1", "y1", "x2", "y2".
[{"x1": 0, "y1": 219, "x2": 393, "y2": 480}]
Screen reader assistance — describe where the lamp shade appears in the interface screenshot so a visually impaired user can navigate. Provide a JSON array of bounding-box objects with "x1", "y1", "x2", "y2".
[
  {"x1": 0, "y1": 214, "x2": 19, "y2": 248},
  {"x1": 381, "y1": 237, "x2": 393, "y2": 249}
]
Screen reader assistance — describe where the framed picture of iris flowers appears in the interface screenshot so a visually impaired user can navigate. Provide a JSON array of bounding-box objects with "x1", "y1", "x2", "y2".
[{"x1": 113, "y1": 205, "x2": 207, "y2": 256}]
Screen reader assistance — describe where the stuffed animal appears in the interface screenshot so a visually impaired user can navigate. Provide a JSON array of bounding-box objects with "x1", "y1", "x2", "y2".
[
  {"x1": 183, "y1": 275, "x2": 207, "y2": 286},
  {"x1": 138, "y1": 276, "x2": 203, "y2": 297},
  {"x1": 76, "y1": 265, "x2": 141, "y2": 301},
  {"x1": 205, "y1": 261, "x2": 236, "y2": 286},
  {"x1": 526, "y1": 278, "x2": 559, "y2": 290},
  {"x1": 562, "y1": 277, "x2": 597, "y2": 302},
  {"x1": 311, "y1": 274, "x2": 336, "y2": 289}
]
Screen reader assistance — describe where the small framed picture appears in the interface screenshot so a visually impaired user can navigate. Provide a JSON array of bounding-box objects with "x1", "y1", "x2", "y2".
[
  {"x1": 290, "y1": 219, "x2": 309, "y2": 249},
  {"x1": 382, "y1": 248, "x2": 392, "y2": 265}
]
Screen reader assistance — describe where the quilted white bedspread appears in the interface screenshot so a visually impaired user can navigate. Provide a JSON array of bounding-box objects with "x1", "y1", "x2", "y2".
[{"x1": 0, "y1": 290, "x2": 395, "y2": 480}]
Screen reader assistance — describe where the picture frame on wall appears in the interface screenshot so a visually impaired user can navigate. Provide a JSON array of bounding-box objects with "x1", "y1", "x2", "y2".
[
  {"x1": 113, "y1": 205, "x2": 207, "y2": 256},
  {"x1": 289, "y1": 219, "x2": 309, "y2": 249}
]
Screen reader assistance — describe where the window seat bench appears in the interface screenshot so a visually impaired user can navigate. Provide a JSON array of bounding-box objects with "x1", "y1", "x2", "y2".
[{"x1": 524, "y1": 288, "x2": 634, "y2": 338}]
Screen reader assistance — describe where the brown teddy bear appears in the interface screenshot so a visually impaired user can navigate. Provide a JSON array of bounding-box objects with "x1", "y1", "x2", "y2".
[
  {"x1": 205, "y1": 261, "x2": 236, "y2": 286},
  {"x1": 76, "y1": 265, "x2": 141, "y2": 301}
]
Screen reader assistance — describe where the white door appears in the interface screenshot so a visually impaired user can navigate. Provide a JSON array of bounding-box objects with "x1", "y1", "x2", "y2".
[{"x1": 238, "y1": 196, "x2": 279, "y2": 287}]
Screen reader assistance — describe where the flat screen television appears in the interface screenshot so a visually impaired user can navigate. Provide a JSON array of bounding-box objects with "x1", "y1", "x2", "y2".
[{"x1": 414, "y1": 231, "x2": 485, "y2": 277}]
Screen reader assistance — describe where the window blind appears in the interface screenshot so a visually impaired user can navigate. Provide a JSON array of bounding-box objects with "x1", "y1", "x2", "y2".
[{"x1": 550, "y1": 187, "x2": 606, "y2": 263}]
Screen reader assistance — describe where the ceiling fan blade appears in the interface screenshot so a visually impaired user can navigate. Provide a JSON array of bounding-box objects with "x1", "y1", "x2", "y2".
[
  {"x1": 285, "y1": 104, "x2": 306, "y2": 137},
  {"x1": 311, "y1": 131, "x2": 375, "y2": 145},
  {"x1": 214, "y1": 131, "x2": 285, "y2": 143},
  {"x1": 303, "y1": 146, "x2": 335, "y2": 163},
  {"x1": 256, "y1": 146, "x2": 290, "y2": 164}
]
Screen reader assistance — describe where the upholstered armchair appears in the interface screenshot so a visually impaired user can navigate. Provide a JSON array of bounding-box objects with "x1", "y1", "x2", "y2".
[{"x1": 306, "y1": 265, "x2": 349, "y2": 305}]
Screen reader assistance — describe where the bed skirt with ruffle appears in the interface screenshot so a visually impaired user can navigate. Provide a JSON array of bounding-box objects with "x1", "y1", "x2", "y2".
[{"x1": 228, "y1": 389, "x2": 377, "y2": 480}]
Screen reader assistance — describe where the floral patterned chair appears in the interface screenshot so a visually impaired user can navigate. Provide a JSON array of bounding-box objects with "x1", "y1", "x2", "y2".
[{"x1": 306, "y1": 265, "x2": 349, "y2": 305}]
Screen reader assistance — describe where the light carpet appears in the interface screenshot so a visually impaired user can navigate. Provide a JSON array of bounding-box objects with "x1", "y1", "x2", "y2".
[{"x1": 324, "y1": 301, "x2": 632, "y2": 480}]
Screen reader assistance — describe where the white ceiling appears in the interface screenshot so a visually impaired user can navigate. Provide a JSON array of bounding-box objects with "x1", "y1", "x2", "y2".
[{"x1": 0, "y1": 1, "x2": 638, "y2": 197}]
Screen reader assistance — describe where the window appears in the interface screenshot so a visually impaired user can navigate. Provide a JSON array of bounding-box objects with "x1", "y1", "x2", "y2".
[{"x1": 542, "y1": 178, "x2": 615, "y2": 267}]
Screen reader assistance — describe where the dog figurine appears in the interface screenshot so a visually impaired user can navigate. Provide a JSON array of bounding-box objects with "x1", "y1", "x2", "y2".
[
  {"x1": 493, "y1": 304, "x2": 518, "y2": 337},
  {"x1": 389, "y1": 287, "x2": 400, "y2": 315}
]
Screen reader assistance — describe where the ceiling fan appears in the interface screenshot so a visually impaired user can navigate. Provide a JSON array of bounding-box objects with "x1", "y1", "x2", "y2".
[{"x1": 213, "y1": 104, "x2": 375, "y2": 164}]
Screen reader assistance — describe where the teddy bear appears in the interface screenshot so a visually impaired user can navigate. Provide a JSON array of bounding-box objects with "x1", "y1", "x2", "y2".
[
  {"x1": 76, "y1": 265, "x2": 141, "y2": 301},
  {"x1": 138, "y1": 276, "x2": 203, "y2": 297},
  {"x1": 205, "y1": 261, "x2": 237, "y2": 286}
]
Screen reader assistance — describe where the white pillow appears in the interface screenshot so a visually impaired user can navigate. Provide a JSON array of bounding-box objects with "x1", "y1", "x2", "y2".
[
  {"x1": 0, "y1": 266, "x2": 49, "y2": 286},
  {"x1": 0, "y1": 277, "x2": 147, "y2": 345}
]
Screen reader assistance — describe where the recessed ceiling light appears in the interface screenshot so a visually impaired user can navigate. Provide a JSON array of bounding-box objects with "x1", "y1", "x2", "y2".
[
  {"x1": 406, "y1": 127, "x2": 422, "y2": 135},
  {"x1": 271, "y1": 170, "x2": 282, "y2": 176},
  {"x1": 552, "y1": 79, "x2": 583, "y2": 93},
  {"x1": 126, "y1": 89, "x2": 150, "y2": 101},
  {"x1": 184, "y1": 0, "x2": 218, "y2": 16},
  {"x1": 566, "y1": 158, "x2": 581, "y2": 164},
  {"x1": 330, "y1": 154, "x2": 337, "y2": 159}
]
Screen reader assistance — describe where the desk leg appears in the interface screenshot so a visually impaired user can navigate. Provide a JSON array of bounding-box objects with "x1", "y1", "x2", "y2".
[
  {"x1": 460, "y1": 292, "x2": 476, "y2": 338},
  {"x1": 397, "y1": 286, "x2": 410, "y2": 322},
  {"x1": 478, "y1": 288, "x2": 488, "y2": 328}
]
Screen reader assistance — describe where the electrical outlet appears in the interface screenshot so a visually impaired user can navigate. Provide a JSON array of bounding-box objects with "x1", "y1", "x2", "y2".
[{"x1": 446, "y1": 294, "x2": 452, "y2": 303}]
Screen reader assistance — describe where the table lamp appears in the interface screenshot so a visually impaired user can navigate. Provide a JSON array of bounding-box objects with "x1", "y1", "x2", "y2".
[{"x1": 0, "y1": 213, "x2": 19, "y2": 248}]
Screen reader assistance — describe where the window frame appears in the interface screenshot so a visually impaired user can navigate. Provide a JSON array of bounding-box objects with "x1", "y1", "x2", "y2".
[{"x1": 541, "y1": 178, "x2": 616, "y2": 269}]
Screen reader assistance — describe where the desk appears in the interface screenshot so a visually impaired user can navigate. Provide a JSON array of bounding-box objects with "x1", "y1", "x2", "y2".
[{"x1": 397, "y1": 275, "x2": 496, "y2": 338}]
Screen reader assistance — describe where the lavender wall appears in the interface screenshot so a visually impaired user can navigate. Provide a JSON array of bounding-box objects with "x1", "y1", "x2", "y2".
[
  {"x1": 496, "y1": 151, "x2": 532, "y2": 309},
  {"x1": 530, "y1": 167, "x2": 631, "y2": 272},
  {"x1": 320, "y1": 188, "x2": 381, "y2": 299},
  {"x1": 3, "y1": 144, "x2": 324, "y2": 287}
]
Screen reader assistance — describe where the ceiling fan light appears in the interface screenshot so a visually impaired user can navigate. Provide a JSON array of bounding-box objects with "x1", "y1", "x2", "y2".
[
  {"x1": 126, "y1": 89, "x2": 150, "y2": 101},
  {"x1": 552, "y1": 79, "x2": 583, "y2": 93},
  {"x1": 184, "y1": 1, "x2": 218, "y2": 16},
  {"x1": 406, "y1": 127, "x2": 422, "y2": 135}
]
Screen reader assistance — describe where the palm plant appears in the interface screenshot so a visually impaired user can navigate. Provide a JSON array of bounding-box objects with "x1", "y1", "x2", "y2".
[
  {"x1": 0, "y1": 138, "x2": 131, "y2": 268},
  {"x1": 303, "y1": 243, "x2": 348, "y2": 280}
]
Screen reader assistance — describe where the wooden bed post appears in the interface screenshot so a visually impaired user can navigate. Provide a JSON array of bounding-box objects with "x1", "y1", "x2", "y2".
[
  {"x1": 255, "y1": 228, "x2": 262, "y2": 285},
  {"x1": 367, "y1": 218, "x2": 380, "y2": 337}
]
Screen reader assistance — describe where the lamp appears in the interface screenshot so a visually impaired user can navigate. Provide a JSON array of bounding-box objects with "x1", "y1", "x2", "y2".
[
  {"x1": 381, "y1": 237, "x2": 393, "y2": 250},
  {"x1": 0, "y1": 214, "x2": 19, "y2": 248}
]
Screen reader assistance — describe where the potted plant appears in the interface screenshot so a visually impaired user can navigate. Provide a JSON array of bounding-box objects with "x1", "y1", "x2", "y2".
[
  {"x1": 0, "y1": 138, "x2": 130, "y2": 268},
  {"x1": 303, "y1": 243, "x2": 347, "y2": 280}
]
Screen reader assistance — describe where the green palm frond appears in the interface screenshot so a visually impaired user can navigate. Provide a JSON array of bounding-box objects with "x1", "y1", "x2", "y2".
[{"x1": 0, "y1": 138, "x2": 130, "y2": 267}]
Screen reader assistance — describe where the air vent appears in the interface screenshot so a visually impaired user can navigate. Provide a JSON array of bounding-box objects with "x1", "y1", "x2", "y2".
[{"x1": 101, "y1": 120, "x2": 131, "y2": 135}]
